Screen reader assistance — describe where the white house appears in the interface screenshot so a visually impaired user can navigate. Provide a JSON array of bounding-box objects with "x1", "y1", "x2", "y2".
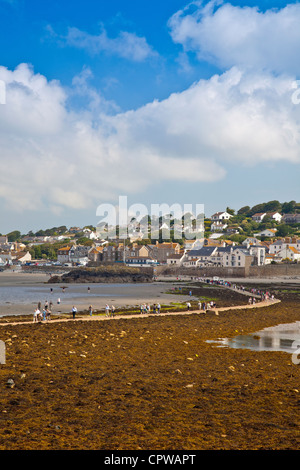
[
  {"x1": 166, "y1": 253, "x2": 185, "y2": 266},
  {"x1": 211, "y1": 221, "x2": 228, "y2": 232},
  {"x1": 211, "y1": 211, "x2": 233, "y2": 221},
  {"x1": 267, "y1": 212, "x2": 282, "y2": 223},
  {"x1": 276, "y1": 246, "x2": 300, "y2": 262},
  {"x1": 242, "y1": 237, "x2": 261, "y2": 246},
  {"x1": 221, "y1": 247, "x2": 253, "y2": 268},
  {"x1": 254, "y1": 229, "x2": 277, "y2": 238},
  {"x1": 14, "y1": 251, "x2": 32, "y2": 264},
  {"x1": 252, "y1": 213, "x2": 267, "y2": 223},
  {"x1": 269, "y1": 238, "x2": 300, "y2": 255},
  {"x1": 249, "y1": 246, "x2": 266, "y2": 266},
  {"x1": 0, "y1": 253, "x2": 12, "y2": 265}
]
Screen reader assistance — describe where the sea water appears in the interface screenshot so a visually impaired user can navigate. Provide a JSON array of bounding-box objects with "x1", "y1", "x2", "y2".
[{"x1": 207, "y1": 321, "x2": 300, "y2": 354}]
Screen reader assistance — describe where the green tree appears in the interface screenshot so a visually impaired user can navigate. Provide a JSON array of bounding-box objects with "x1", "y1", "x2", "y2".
[
  {"x1": 7, "y1": 230, "x2": 21, "y2": 242},
  {"x1": 238, "y1": 206, "x2": 250, "y2": 216},
  {"x1": 276, "y1": 224, "x2": 291, "y2": 237},
  {"x1": 226, "y1": 207, "x2": 235, "y2": 215}
]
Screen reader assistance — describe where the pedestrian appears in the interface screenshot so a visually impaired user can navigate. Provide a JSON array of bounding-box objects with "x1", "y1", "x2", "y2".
[
  {"x1": 33, "y1": 308, "x2": 40, "y2": 323},
  {"x1": 111, "y1": 305, "x2": 115, "y2": 317},
  {"x1": 89, "y1": 305, "x2": 93, "y2": 316},
  {"x1": 157, "y1": 303, "x2": 161, "y2": 313},
  {"x1": 88, "y1": 287, "x2": 90, "y2": 293},
  {"x1": 72, "y1": 306, "x2": 77, "y2": 319},
  {"x1": 46, "y1": 308, "x2": 51, "y2": 321},
  {"x1": 49, "y1": 301, "x2": 53, "y2": 311},
  {"x1": 198, "y1": 301, "x2": 202, "y2": 310},
  {"x1": 42, "y1": 309, "x2": 47, "y2": 321},
  {"x1": 105, "y1": 304, "x2": 110, "y2": 317},
  {"x1": 146, "y1": 304, "x2": 150, "y2": 314},
  {"x1": 38, "y1": 301, "x2": 41, "y2": 310},
  {"x1": 153, "y1": 304, "x2": 156, "y2": 314},
  {"x1": 57, "y1": 298, "x2": 61, "y2": 305},
  {"x1": 187, "y1": 301, "x2": 191, "y2": 311},
  {"x1": 203, "y1": 302, "x2": 206, "y2": 313}
]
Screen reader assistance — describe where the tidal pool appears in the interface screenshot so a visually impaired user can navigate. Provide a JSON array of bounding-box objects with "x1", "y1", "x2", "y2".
[{"x1": 208, "y1": 321, "x2": 300, "y2": 354}]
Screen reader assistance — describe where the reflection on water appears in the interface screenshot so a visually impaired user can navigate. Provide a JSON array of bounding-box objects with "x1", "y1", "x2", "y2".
[{"x1": 208, "y1": 321, "x2": 300, "y2": 354}]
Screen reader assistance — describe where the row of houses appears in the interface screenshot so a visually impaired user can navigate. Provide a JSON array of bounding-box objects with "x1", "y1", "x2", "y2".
[
  {"x1": 57, "y1": 241, "x2": 182, "y2": 265},
  {"x1": 209, "y1": 210, "x2": 300, "y2": 234}
]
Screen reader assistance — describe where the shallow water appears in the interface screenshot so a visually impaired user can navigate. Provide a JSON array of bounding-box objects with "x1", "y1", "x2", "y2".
[
  {"x1": 208, "y1": 321, "x2": 300, "y2": 354},
  {"x1": 0, "y1": 283, "x2": 124, "y2": 305}
]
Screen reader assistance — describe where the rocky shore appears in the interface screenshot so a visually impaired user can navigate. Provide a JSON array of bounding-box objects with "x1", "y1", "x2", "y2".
[
  {"x1": 48, "y1": 265, "x2": 153, "y2": 284},
  {"x1": 0, "y1": 282, "x2": 299, "y2": 450}
]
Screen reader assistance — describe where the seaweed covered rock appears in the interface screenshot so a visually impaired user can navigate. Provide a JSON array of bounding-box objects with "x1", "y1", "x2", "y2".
[{"x1": 48, "y1": 265, "x2": 153, "y2": 284}]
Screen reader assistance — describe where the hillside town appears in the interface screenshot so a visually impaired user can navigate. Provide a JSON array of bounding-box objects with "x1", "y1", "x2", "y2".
[{"x1": 1, "y1": 201, "x2": 300, "y2": 269}]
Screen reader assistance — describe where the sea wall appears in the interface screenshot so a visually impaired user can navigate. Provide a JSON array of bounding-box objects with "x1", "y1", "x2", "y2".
[{"x1": 155, "y1": 264, "x2": 300, "y2": 278}]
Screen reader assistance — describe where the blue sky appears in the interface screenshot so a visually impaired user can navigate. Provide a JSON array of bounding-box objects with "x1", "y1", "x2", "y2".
[{"x1": 0, "y1": 0, "x2": 300, "y2": 233}]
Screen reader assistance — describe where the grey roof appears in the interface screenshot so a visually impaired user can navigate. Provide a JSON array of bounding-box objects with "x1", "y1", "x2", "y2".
[{"x1": 187, "y1": 247, "x2": 216, "y2": 257}]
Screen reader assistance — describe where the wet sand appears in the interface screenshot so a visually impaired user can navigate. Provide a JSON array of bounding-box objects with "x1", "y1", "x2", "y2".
[{"x1": 0, "y1": 271, "x2": 193, "y2": 317}]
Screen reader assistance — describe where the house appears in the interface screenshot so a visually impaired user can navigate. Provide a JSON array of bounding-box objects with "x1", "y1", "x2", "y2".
[
  {"x1": 242, "y1": 237, "x2": 261, "y2": 246},
  {"x1": 183, "y1": 247, "x2": 217, "y2": 266},
  {"x1": 282, "y1": 214, "x2": 300, "y2": 224},
  {"x1": 69, "y1": 227, "x2": 82, "y2": 234},
  {"x1": 69, "y1": 245, "x2": 90, "y2": 265},
  {"x1": 264, "y1": 253, "x2": 279, "y2": 264},
  {"x1": 276, "y1": 246, "x2": 300, "y2": 262},
  {"x1": 0, "y1": 252, "x2": 12, "y2": 265},
  {"x1": 126, "y1": 244, "x2": 152, "y2": 259},
  {"x1": 125, "y1": 257, "x2": 157, "y2": 267},
  {"x1": 221, "y1": 247, "x2": 253, "y2": 268},
  {"x1": 252, "y1": 212, "x2": 267, "y2": 223},
  {"x1": 147, "y1": 242, "x2": 181, "y2": 264},
  {"x1": 88, "y1": 246, "x2": 103, "y2": 263},
  {"x1": 248, "y1": 245, "x2": 266, "y2": 266},
  {"x1": 254, "y1": 228, "x2": 277, "y2": 238},
  {"x1": 166, "y1": 253, "x2": 185, "y2": 266},
  {"x1": 211, "y1": 211, "x2": 233, "y2": 221},
  {"x1": 102, "y1": 245, "x2": 118, "y2": 263},
  {"x1": 267, "y1": 212, "x2": 282, "y2": 223},
  {"x1": 269, "y1": 237, "x2": 300, "y2": 255},
  {"x1": 211, "y1": 221, "x2": 228, "y2": 232},
  {"x1": 14, "y1": 251, "x2": 32, "y2": 264},
  {"x1": 57, "y1": 246, "x2": 72, "y2": 264}
]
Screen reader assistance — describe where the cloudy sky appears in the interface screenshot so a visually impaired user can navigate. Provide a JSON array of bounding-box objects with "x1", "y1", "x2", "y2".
[{"x1": 0, "y1": 0, "x2": 300, "y2": 233}]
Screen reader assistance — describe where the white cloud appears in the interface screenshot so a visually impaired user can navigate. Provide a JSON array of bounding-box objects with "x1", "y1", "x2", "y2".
[
  {"x1": 0, "y1": 63, "x2": 299, "y2": 215},
  {"x1": 52, "y1": 24, "x2": 157, "y2": 62},
  {"x1": 168, "y1": 1, "x2": 300, "y2": 75}
]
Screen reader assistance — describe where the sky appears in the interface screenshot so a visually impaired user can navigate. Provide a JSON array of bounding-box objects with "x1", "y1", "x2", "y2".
[{"x1": 0, "y1": 0, "x2": 300, "y2": 234}]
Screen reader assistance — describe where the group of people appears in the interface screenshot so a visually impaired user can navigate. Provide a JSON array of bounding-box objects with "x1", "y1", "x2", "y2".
[
  {"x1": 33, "y1": 300, "x2": 52, "y2": 322},
  {"x1": 197, "y1": 300, "x2": 216, "y2": 312},
  {"x1": 132, "y1": 303, "x2": 162, "y2": 314},
  {"x1": 105, "y1": 304, "x2": 116, "y2": 317}
]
